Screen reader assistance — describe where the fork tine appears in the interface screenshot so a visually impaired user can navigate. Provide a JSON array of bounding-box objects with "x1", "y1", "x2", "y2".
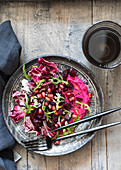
[
  {"x1": 21, "y1": 137, "x2": 43, "y2": 143},
  {"x1": 23, "y1": 140, "x2": 46, "y2": 145},
  {"x1": 22, "y1": 137, "x2": 48, "y2": 151},
  {"x1": 27, "y1": 147, "x2": 48, "y2": 151},
  {"x1": 25, "y1": 143, "x2": 47, "y2": 149},
  {"x1": 25, "y1": 141, "x2": 48, "y2": 151}
]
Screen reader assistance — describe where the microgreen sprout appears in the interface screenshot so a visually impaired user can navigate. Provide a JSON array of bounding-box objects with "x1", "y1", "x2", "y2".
[
  {"x1": 49, "y1": 74, "x2": 68, "y2": 85},
  {"x1": 23, "y1": 63, "x2": 31, "y2": 80},
  {"x1": 23, "y1": 94, "x2": 34, "y2": 121},
  {"x1": 33, "y1": 79, "x2": 45, "y2": 92},
  {"x1": 53, "y1": 93, "x2": 64, "y2": 110},
  {"x1": 76, "y1": 101, "x2": 91, "y2": 115}
]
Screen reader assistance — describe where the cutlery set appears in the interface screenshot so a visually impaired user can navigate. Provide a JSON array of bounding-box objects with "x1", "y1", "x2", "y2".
[{"x1": 21, "y1": 107, "x2": 121, "y2": 151}]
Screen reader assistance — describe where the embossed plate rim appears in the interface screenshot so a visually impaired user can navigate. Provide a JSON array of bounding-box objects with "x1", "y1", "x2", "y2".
[{"x1": 2, "y1": 54, "x2": 104, "y2": 156}]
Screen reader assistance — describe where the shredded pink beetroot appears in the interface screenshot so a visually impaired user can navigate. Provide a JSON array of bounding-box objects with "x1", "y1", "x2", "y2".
[{"x1": 63, "y1": 75, "x2": 90, "y2": 122}]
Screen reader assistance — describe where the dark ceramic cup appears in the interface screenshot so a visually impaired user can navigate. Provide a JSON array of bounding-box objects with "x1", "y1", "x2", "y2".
[{"x1": 82, "y1": 21, "x2": 121, "y2": 69}]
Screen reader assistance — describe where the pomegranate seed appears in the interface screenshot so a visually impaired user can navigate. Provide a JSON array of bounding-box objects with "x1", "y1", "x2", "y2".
[
  {"x1": 48, "y1": 104, "x2": 52, "y2": 109},
  {"x1": 54, "y1": 112, "x2": 59, "y2": 116},
  {"x1": 57, "y1": 122, "x2": 62, "y2": 127},
  {"x1": 47, "y1": 88, "x2": 51, "y2": 93},
  {"x1": 34, "y1": 90, "x2": 39, "y2": 93},
  {"x1": 37, "y1": 93, "x2": 42, "y2": 99},
  {"x1": 38, "y1": 108, "x2": 43, "y2": 114},
  {"x1": 69, "y1": 96, "x2": 75, "y2": 102},
  {"x1": 61, "y1": 82, "x2": 65, "y2": 85},
  {"x1": 75, "y1": 108, "x2": 80, "y2": 115},
  {"x1": 72, "y1": 114, "x2": 78, "y2": 119},
  {"x1": 37, "y1": 58, "x2": 41, "y2": 63},
  {"x1": 47, "y1": 94, "x2": 54, "y2": 99},
  {"x1": 58, "y1": 88, "x2": 61, "y2": 92},
  {"x1": 59, "y1": 84, "x2": 64, "y2": 89},
  {"x1": 61, "y1": 118, "x2": 65, "y2": 124},
  {"x1": 44, "y1": 101, "x2": 48, "y2": 106},
  {"x1": 54, "y1": 140, "x2": 60, "y2": 145},
  {"x1": 52, "y1": 105, "x2": 56, "y2": 111},
  {"x1": 66, "y1": 92, "x2": 71, "y2": 96},
  {"x1": 55, "y1": 123, "x2": 59, "y2": 128},
  {"x1": 88, "y1": 92, "x2": 92, "y2": 99},
  {"x1": 42, "y1": 91, "x2": 45, "y2": 98},
  {"x1": 45, "y1": 97, "x2": 51, "y2": 102}
]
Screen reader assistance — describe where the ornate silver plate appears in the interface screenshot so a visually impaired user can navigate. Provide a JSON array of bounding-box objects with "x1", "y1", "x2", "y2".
[{"x1": 2, "y1": 55, "x2": 104, "y2": 156}]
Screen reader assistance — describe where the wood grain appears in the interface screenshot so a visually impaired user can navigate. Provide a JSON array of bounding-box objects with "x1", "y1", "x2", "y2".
[
  {"x1": 0, "y1": 1, "x2": 92, "y2": 170},
  {"x1": 93, "y1": 1, "x2": 121, "y2": 170},
  {"x1": 1, "y1": 0, "x2": 121, "y2": 170}
]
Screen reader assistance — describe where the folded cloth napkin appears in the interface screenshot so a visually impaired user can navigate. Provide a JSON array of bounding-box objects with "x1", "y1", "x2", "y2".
[{"x1": 0, "y1": 20, "x2": 21, "y2": 170}]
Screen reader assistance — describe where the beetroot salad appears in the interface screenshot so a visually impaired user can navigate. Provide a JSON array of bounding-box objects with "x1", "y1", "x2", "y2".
[{"x1": 10, "y1": 57, "x2": 92, "y2": 145}]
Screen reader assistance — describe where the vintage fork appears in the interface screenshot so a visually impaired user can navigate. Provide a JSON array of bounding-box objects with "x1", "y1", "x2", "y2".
[
  {"x1": 21, "y1": 107, "x2": 121, "y2": 151},
  {"x1": 22, "y1": 136, "x2": 48, "y2": 151}
]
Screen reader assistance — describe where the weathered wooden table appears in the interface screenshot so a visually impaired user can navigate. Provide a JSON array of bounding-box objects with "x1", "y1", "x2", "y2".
[{"x1": 1, "y1": 0, "x2": 121, "y2": 169}]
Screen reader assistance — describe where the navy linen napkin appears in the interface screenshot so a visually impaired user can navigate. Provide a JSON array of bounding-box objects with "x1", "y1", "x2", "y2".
[{"x1": 0, "y1": 20, "x2": 21, "y2": 170}]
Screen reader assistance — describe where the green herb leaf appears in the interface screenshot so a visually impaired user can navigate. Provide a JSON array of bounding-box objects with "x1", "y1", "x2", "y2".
[
  {"x1": 49, "y1": 74, "x2": 68, "y2": 85},
  {"x1": 23, "y1": 94, "x2": 35, "y2": 121},
  {"x1": 42, "y1": 102, "x2": 53, "y2": 123},
  {"x1": 33, "y1": 79, "x2": 45, "y2": 92},
  {"x1": 25, "y1": 93, "x2": 29, "y2": 109},
  {"x1": 74, "y1": 114, "x2": 80, "y2": 122},
  {"x1": 44, "y1": 110, "x2": 52, "y2": 123},
  {"x1": 62, "y1": 110, "x2": 71, "y2": 117},
  {"x1": 23, "y1": 63, "x2": 31, "y2": 80},
  {"x1": 56, "y1": 131, "x2": 59, "y2": 138},
  {"x1": 54, "y1": 93, "x2": 64, "y2": 110},
  {"x1": 30, "y1": 96, "x2": 38, "y2": 108},
  {"x1": 24, "y1": 110, "x2": 27, "y2": 122},
  {"x1": 42, "y1": 101, "x2": 46, "y2": 112},
  {"x1": 59, "y1": 74, "x2": 68, "y2": 85},
  {"x1": 58, "y1": 115, "x2": 61, "y2": 122},
  {"x1": 76, "y1": 101, "x2": 91, "y2": 115}
]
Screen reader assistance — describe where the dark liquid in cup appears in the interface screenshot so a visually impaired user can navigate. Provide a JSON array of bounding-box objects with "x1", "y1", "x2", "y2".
[{"x1": 86, "y1": 29, "x2": 120, "y2": 65}]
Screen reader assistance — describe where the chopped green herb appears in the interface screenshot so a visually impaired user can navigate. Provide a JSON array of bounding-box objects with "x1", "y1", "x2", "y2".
[
  {"x1": 23, "y1": 63, "x2": 31, "y2": 80},
  {"x1": 44, "y1": 111, "x2": 52, "y2": 123},
  {"x1": 49, "y1": 74, "x2": 68, "y2": 85},
  {"x1": 76, "y1": 101, "x2": 91, "y2": 115},
  {"x1": 62, "y1": 110, "x2": 71, "y2": 117},
  {"x1": 25, "y1": 93, "x2": 30, "y2": 109},
  {"x1": 58, "y1": 114, "x2": 61, "y2": 122},
  {"x1": 42, "y1": 101, "x2": 54, "y2": 123},
  {"x1": 33, "y1": 79, "x2": 45, "y2": 92},
  {"x1": 24, "y1": 110, "x2": 27, "y2": 122},
  {"x1": 53, "y1": 93, "x2": 64, "y2": 110},
  {"x1": 23, "y1": 94, "x2": 34, "y2": 121},
  {"x1": 31, "y1": 96, "x2": 38, "y2": 108},
  {"x1": 74, "y1": 114, "x2": 80, "y2": 122},
  {"x1": 32, "y1": 65, "x2": 38, "y2": 68},
  {"x1": 42, "y1": 101, "x2": 46, "y2": 112},
  {"x1": 56, "y1": 131, "x2": 59, "y2": 138},
  {"x1": 59, "y1": 74, "x2": 68, "y2": 85}
]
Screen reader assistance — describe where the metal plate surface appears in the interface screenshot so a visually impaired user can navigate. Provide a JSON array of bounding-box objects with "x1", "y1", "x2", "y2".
[{"x1": 2, "y1": 55, "x2": 104, "y2": 156}]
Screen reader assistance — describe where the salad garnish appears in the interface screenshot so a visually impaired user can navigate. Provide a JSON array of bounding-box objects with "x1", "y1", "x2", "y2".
[
  {"x1": 10, "y1": 57, "x2": 92, "y2": 146},
  {"x1": 23, "y1": 62, "x2": 31, "y2": 80}
]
